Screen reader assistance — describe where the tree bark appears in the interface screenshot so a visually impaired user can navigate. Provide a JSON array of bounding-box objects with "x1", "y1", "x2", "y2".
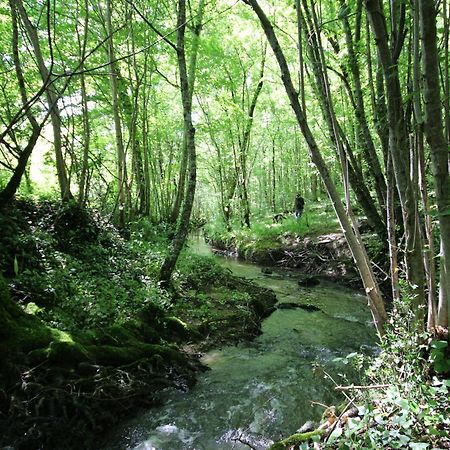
[
  {"x1": 14, "y1": 0, "x2": 73, "y2": 201},
  {"x1": 366, "y1": 0, "x2": 425, "y2": 318},
  {"x1": 159, "y1": 0, "x2": 197, "y2": 288},
  {"x1": 298, "y1": 2, "x2": 386, "y2": 241},
  {"x1": 104, "y1": 0, "x2": 127, "y2": 229},
  {"x1": 339, "y1": 0, "x2": 387, "y2": 211},
  {"x1": 418, "y1": 0, "x2": 450, "y2": 327},
  {"x1": 0, "y1": 0, "x2": 44, "y2": 207},
  {"x1": 77, "y1": 0, "x2": 91, "y2": 206},
  {"x1": 170, "y1": 0, "x2": 206, "y2": 225}
]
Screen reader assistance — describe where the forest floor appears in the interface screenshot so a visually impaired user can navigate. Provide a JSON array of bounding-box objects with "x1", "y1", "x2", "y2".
[
  {"x1": 2, "y1": 203, "x2": 448, "y2": 450},
  {"x1": 0, "y1": 200, "x2": 276, "y2": 449}
]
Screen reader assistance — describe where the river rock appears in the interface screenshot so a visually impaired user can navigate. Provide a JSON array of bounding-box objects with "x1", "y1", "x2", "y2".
[{"x1": 276, "y1": 303, "x2": 321, "y2": 312}]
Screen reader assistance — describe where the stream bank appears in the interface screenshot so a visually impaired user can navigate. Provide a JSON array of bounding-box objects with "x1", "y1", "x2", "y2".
[{"x1": 207, "y1": 232, "x2": 362, "y2": 288}]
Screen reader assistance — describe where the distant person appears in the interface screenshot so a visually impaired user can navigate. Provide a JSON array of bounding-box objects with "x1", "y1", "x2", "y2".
[{"x1": 294, "y1": 193, "x2": 304, "y2": 220}]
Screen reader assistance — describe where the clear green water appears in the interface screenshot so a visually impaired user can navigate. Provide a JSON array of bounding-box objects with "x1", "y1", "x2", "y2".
[{"x1": 105, "y1": 237, "x2": 377, "y2": 450}]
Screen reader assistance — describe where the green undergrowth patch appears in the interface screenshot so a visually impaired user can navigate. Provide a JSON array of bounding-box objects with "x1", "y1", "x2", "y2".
[
  {"x1": 171, "y1": 252, "x2": 277, "y2": 349},
  {"x1": 204, "y1": 202, "x2": 340, "y2": 257}
]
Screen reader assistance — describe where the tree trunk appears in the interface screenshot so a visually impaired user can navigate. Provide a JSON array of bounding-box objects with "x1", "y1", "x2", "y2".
[
  {"x1": 104, "y1": 0, "x2": 126, "y2": 229},
  {"x1": 159, "y1": 0, "x2": 197, "y2": 288},
  {"x1": 170, "y1": 0, "x2": 206, "y2": 225},
  {"x1": 0, "y1": 126, "x2": 42, "y2": 207},
  {"x1": 0, "y1": 0, "x2": 44, "y2": 207},
  {"x1": 298, "y1": 1, "x2": 386, "y2": 240},
  {"x1": 418, "y1": 0, "x2": 450, "y2": 327},
  {"x1": 14, "y1": 0, "x2": 72, "y2": 201},
  {"x1": 236, "y1": 45, "x2": 266, "y2": 228},
  {"x1": 76, "y1": 0, "x2": 91, "y2": 207},
  {"x1": 366, "y1": 0, "x2": 425, "y2": 318},
  {"x1": 339, "y1": 0, "x2": 387, "y2": 211}
]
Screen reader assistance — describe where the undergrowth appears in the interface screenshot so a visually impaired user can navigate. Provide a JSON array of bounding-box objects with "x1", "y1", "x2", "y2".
[
  {"x1": 1, "y1": 200, "x2": 171, "y2": 331},
  {"x1": 204, "y1": 202, "x2": 340, "y2": 255},
  {"x1": 310, "y1": 296, "x2": 450, "y2": 449}
]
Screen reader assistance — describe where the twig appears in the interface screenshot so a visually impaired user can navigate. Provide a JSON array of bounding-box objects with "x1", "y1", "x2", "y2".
[
  {"x1": 232, "y1": 435, "x2": 258, "y2": 450},
  {"x1": 335, "y1": 384, "x2": 390, "y2": 391},
  {"x1": 324, "y1": 397, "x2": 355, "y2": 444}
]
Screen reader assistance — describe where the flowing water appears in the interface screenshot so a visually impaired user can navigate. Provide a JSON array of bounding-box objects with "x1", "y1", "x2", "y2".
[{"x1": 105, "y1": 237, "x2": 377, "y2": 450}]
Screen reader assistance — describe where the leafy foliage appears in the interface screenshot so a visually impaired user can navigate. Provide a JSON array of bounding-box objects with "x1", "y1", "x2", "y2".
[
  {"x1": 2, "y1": 201, "x2": 168, "y2": 331},
  {"x1": 204, "y1": 201, "x2": 340, "y2": 255},
  {"x1": 321, "y1": 297, "x2": 450, "y2": 449}
]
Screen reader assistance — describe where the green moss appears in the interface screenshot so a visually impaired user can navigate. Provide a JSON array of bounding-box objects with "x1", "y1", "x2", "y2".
[
  {"x1": 165, "y1": 316, "x2": 196, "y2": 340},
  {"x1": 87, "y1": 343, "x2": 186, "y2": 366},
  {"x1": 94, "y1": 324, "x2": 141, "y2": 346},
  {"x1": 48, "y1": 341, "x2": 90, "y2": 364},
  {"x1": 136, "y1": 322, "x2": 161, "y2": 343},
  {"x1": 268, "y1": 429, "x2": 325, "y2": 450}
]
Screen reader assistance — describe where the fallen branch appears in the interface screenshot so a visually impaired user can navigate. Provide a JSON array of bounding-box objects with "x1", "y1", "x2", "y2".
[{"x1": 268, "y1": 428, "x2": 326, "y2": 450}]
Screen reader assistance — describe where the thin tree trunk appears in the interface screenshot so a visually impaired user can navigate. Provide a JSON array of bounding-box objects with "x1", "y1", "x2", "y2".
[
  {"x1": 14, "y1": 0, "x2": 72, "y2": 201},
  {"x1": 0, "y1": 0, "x2": 44, "y2": 206},
  {"x1": 170, "y1": 0, "x2": 206, "y2": 225},
  {"x1": 412, "y1": 0, "x2": 437, "y2": 329},
  {"x1": 77, "y1": 0, "x2": 90, "y2": 206},
  {"x1": 160, "y1": 0, "x2": 197, "y2": 288},
  {"x1": 299, "y1": 2, "x2": 386, "y2": 240},
  {"x1": 104, "y1": 0, "x2": 126, "y2": 229},
  {"x1": 237, "y1": 45, "x2": 266, "y2": 228},
  {"x1": 366, "y1": 0, "x2": 425, "y2": 318},
  {"x1": 418, "y1": 0, "x2": 450, "y2": 327},
  {"x1": 443, "y1": 0, "x2": 450, "y2": 144},
  {"x1": 339, "y1": 0, "x2": 387, "y2": 211},
  {"x1": 271, "y1": 137, "x2": 276, "y2": 212}
]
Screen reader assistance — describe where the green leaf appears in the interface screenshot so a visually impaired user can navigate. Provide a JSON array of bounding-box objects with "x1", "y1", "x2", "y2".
[
  {"x1": 326, "y1": 426, "x2": 343, "y2": 443},
  {"x1": 409, "y1": 443, "x2": 428, "y2": 450},
  {"x1": 428, "y1": 207, "x2": 450, "y2": 217},
  {"x1": 431, "y1": 340, "x2": 448, "y2": 350},
  {"x1": 14, "y1": 255, "x2": 19, "y2": 276}
]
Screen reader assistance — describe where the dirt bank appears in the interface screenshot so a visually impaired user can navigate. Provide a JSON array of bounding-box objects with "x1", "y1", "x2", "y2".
[{"x1": 208, "y1": 232, "x2": 363, "y2": 289}]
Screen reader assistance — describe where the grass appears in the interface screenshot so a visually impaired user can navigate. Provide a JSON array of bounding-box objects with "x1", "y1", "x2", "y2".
[{"x1": 204, "y1": 202, "x2": 340, "y2": 254}]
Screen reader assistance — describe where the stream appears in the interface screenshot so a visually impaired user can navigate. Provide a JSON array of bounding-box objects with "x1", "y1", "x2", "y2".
[{"x1": 105, "y1": 237, "x2": 377, "y2": 450}]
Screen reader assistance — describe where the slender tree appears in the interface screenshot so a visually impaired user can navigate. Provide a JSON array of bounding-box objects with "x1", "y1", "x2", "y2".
[
  {"x1": 418, "y1": 0, "x2": 450, "y2": 328},
  {"x1": 13, "y1": 0, "x2": 73, "y2": 201},
  {"x1": 366, "y1": 0, "x2": 426, "y2": 318},
  {"x1": 160, "y1": 0, "x2": 198, "y2": 288}
]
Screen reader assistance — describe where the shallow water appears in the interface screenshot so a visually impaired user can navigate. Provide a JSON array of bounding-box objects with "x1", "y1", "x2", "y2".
[{"x1": 105, "y1": 237, "x2": 377, "y2": 450}]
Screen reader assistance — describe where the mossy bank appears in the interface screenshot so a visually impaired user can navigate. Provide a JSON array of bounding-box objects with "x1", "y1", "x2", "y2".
[{"x1": 0, "y1": 200, "x2": 276, "y2": 449}]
